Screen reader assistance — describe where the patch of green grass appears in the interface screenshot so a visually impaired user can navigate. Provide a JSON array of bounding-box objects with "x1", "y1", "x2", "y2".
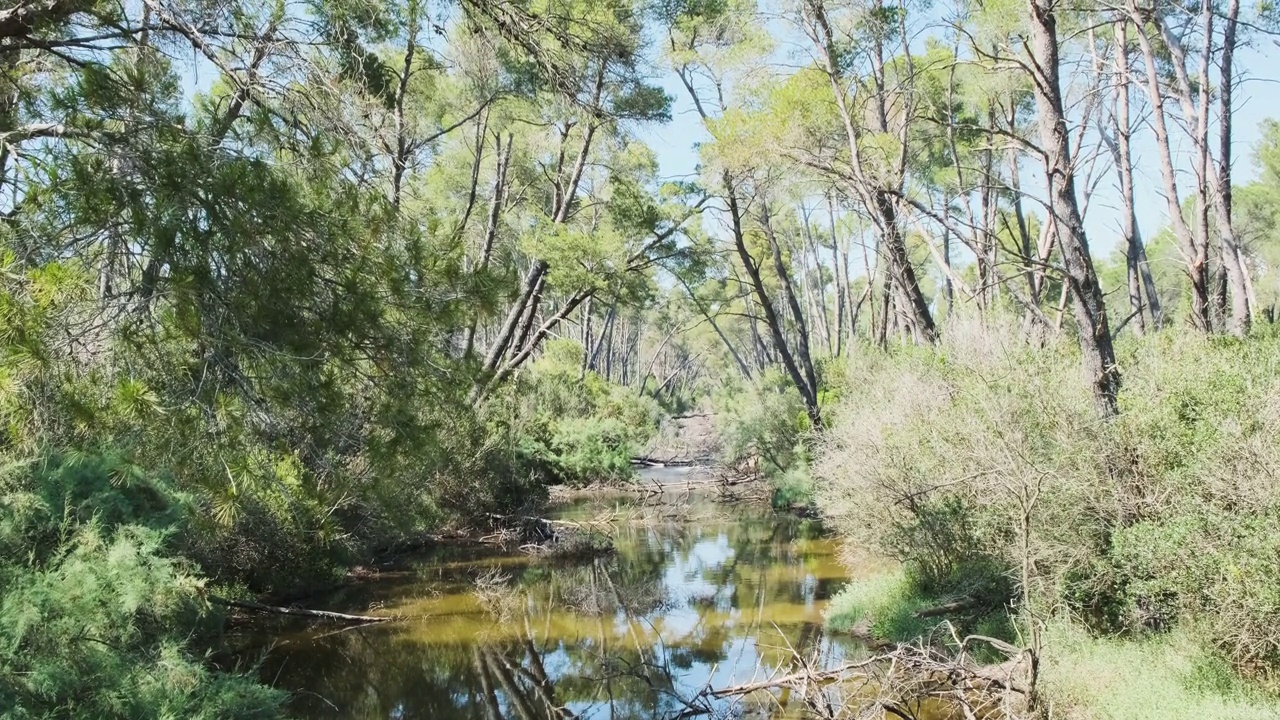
[
  {"x1": 824, "y1": 567, "x2": 944, "y2": 643},
  {"x1": 825, "y1": 565, "x2": 1019, "y2": 663},
  {"x1": 1040, "y1": 620, "x2": 1280, "y2": 720}
]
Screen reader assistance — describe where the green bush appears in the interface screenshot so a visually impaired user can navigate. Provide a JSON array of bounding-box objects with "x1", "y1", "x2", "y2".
[
  {"x1": 0, "y1": 453, "x2": 285, "y2": 720},
  {"x1": 815, "y1": 320, "x2": 1093, "y2": 602},
  {"x1": 714, "y1": 368, "x2": 808, "y2": 477},
  {"x1": 814, "y1": 320, "x2": 1280, "y2": 683},
  {"x1": 769, "y1": 458, "x2": 814, "y2": 509},
  {"x1": 506, "y1": 339, "x2": 662, "y2": 486},
  {"x1": 520, "y1": 416, "x2": 638, "y2": 484},
  {"x1": 825, "y1": 564, "x2": 1015, "y2": 651}
]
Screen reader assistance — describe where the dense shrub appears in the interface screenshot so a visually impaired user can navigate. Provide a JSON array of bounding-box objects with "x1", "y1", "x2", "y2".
[
  {"x1": 816, "y1": 320, "x2": 1101, "y2": 600},
  {"x1": 814, "y1": 320, "x2": 1280, "y2": 683},
  {"x1": 507, "y1": 339, "x2": 662, "y2": 486},
  {"x1": 0, "y1": 454, "x2": 285, "y2": 720},
  {"x1": 0, "y1": 246, "x2": 557, "y2": 599},
  {"x1": 714, "y1": 368, "x2": 809, "y2": 477}
]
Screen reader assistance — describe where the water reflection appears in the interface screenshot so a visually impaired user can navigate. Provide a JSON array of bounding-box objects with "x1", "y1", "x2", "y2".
[{"x1": 239, "y1": 485, "x2": 855, "y2": 719}]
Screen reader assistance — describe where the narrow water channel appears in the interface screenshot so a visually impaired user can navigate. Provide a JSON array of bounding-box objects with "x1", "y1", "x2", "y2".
[{"x1": 234, "y1": 468, "x2": 857, "y2": 718}]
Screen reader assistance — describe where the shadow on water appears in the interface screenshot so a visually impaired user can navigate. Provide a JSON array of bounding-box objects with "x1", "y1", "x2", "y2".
[{"x1": 229, "y1": 468, "x2": 860, "y2": 719}]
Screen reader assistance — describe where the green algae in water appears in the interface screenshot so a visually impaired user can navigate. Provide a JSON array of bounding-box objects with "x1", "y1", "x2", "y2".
[{"x1": 233, "y1": 487, "x2": 857, "y2": 719}]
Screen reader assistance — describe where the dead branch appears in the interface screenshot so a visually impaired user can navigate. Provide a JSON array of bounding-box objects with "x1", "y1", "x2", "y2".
[{"x1": 208, "y1": 595, "x2": 394, "y2": 624}]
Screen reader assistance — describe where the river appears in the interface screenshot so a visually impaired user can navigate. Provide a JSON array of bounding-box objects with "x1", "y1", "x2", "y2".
[{"x1": 230, "y1": 467, "x2": 859, "y2": 718}]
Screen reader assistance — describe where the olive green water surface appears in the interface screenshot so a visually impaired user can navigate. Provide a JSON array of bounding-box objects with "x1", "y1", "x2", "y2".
[{"x1": 234, "y1": 470, "x2": 859, "y2": 718}]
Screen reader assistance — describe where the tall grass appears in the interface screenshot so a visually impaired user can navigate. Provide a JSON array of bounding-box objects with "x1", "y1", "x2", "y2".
[
  {"x1": 1040, "y1": 620, "x2": 1280, "y2": 720},
  {"x1": 824, "y1": 567, "x2": 939, "y2": 642}
]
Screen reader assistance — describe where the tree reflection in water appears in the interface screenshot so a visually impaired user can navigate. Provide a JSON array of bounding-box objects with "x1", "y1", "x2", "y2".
[{"x1": 239, "y1": 495, "x2": 856, "y2": 719}]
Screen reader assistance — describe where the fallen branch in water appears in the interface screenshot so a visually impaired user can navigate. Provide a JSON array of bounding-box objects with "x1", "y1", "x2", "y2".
[
  {"x1": 914, "y1": 596, "x2": 985, "y2": 618},
  {"x1": 711, "y1": 657, "x2": 884, "y2": 698},
  {"x1": 630, "y1": 455, "x2": 714, "y2": 467},
  {"x1": 209, "y1": 595, "x2": 394, "y2": 624},
  {"x1": 691, "y1": 624, "x2": 1037, "y2": 719}
]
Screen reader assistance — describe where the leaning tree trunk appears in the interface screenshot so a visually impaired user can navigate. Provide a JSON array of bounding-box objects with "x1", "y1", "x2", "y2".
[
  {"x1": 1027, "y1": 0, "x2": 1120, "y2": 416},
  {"x1": 1128, "y1": 4, "x2": 1210, "y2": 332},
  {"x1": 1112, "y1": 21, "x2": 1161, "y2": 333},
  {"x1": 726, "y1": 178, "x2": 821, "y2": 427},
  {"x1": 804, "y1": 0, "x2": 935, "y2": 345},
  {"x1": 1214, "y1": 0, "x2": 1250, "y2": 335},
  {"x1": 762, "y1": 202, "x2": 821, "y2": 412}
]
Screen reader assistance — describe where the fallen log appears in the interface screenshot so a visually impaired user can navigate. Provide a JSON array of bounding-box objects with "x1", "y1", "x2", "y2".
[
  {"x1": 209, "y1": 595, "x2": 394, "y2": 624},
  {"x1": 629, "y1": 456, "x2": 714, "y2": 467},
  {"x1": 913, "y1": 597, "x2": 984, "y2": 618},
  {"x1": 711, "y1": 664, "x2": 859, "y2": 698}
]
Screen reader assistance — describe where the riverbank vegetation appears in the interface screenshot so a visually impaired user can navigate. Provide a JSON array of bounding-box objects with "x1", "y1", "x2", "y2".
[
  {"x1": 0, "y1": 0, "x2": 694, "y2": 715},
  {"x1": 5, "y1": 0, "x2": 1280, "y2": 714},
  {"x1": 817, "y1": 324, "x2": 1280, "y2": 713}
]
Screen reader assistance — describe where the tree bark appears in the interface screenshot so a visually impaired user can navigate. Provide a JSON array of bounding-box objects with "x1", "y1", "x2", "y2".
[
  {"x1": 727, "y1": 179, "x2": 821, "y2": 426},
  {"x1": 801, "y1": 206, "x2": 833, "y2": 354},
  {"x1": 1111, "y1": 21, "x2": 1158, "y2": 334},
  {"x1": 827, "y1": 194, "x2": 850, "y2": 354},
  {"x1": 761, "y1": 201, "x2": 821, "y2": 410},
  {"x1": 1214, "y1": 0, "x2": 1250, "y2": 335},
  {"x1": 578, "y1": 293, "x2": 594, "y2": 380},
  {"x1": 1128, "y1": 5, "x2": 1210, "y2": 331},
  {"x1": 1027, "y1": 0, "x2": 1119, "y2": 416},
  {"x1": 804, "y1": 0, "x2": 935, "y2": 344},
  {"x1": 464, "y1": 134, "x2": 513, "y2": 358}
]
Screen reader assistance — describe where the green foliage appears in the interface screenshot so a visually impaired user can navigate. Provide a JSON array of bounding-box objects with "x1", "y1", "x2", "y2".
[
  {"x1": 1039, "y1": 620, "x2": 1280, "y2": 720},
  {"x1": 1089, "y1": 335, "x2": 1280, "y2": 679},
  {"x1": 0, "y1": 454, "x2": 285, "y2": 720},
  {"x1": 521, "y1": 416, "x2": 638, "y2": 483},
  {"x1": 714, "y1": 369, "x2": 808, "y2": 477},
  {"x1": 815, "y1": 320, "x2": 1280, "y2": 685},
  {"x1": 825, "y1": 567, "x2": 936, "y2": 642},
  {"x1": 507, "y1": 339, "x2": 661, "y2": 486},
  {"x1": 826, "y1": 565, "x2": 1016, "y2": 655},
  {"x1": 769, "y1": 460, "x2": 814, "y2": 509},
  {"x1": 0, "y1": 0, "x2": 688, "y2": 714}
]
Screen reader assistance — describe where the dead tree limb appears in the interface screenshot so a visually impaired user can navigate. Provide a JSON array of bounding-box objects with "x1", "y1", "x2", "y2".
[{"x1": 209, "y1": 595, "x2": 394, "y2": 624}]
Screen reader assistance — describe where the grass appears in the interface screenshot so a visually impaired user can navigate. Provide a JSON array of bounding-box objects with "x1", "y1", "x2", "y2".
[
  {"x1": 1039, "y1": 620, "x2": 1280, "y2": 720},
  {"x1": 824, "y1": 565, "x2": 1018, "y2": 652},
  {"x1": 825, "y1": 567, "x2": 936, "y2": 642},
  {"x1": 826, "y1": 573, "x2": 1280, "y2": 719}
]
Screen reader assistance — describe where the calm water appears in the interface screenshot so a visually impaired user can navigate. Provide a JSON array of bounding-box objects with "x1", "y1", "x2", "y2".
[{"x1": 231, "y1": 470, "x2": 858, "y2": 719}]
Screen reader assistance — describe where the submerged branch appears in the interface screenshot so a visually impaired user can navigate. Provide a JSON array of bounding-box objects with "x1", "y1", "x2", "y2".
[{"x1": 208, "y1": 595, "x2": 395, "y2": 624}]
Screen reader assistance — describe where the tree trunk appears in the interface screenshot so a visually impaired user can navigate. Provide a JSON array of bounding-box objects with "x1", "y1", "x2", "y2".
[
  {"x1": 1215, "y1": 0, "x2": 1250, "y2": 335},
  {"x1": 727, "y1": 180, "x2": 821, "y2": 427},
  {"x1": 587, "y1": 300, "x2": 614, "y2": 375},
  {"x1": 801, "y1": 206, "x2": 834, "y2": 355},
  {"x1": 579, "y1": 294, "x2": 594, "y2": 380},
  {"x1": 828, "y1": 194, "x2": 850, "y2": 355},
  {"x1": 1128, "y1": 6, "x2": 1210, "y2": 331},
  {"x1": 1112, "y1": 22, "x2": 1158, "y2": 334},
  {"x1": 1028, "y1": 0, "x2": 1119, "y2": 416},
  {"x1": 877, "y1": 193, "x2": 936, "y2": 344},
  {"x1": 762, "y1": 201, "x2": 821, "y2": 411},
  {"x1": 464, "y1": 135, "x2": 513, "y2": 358},
  {"x1": 804, "y1": 0, "x2": 935, "y2": 345}
]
